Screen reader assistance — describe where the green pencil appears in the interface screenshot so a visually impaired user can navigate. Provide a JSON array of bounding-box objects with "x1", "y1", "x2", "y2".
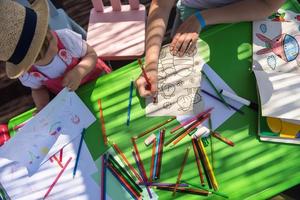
[{"x1": 201, "y1": 71, "x2": 231, "y2": 109}]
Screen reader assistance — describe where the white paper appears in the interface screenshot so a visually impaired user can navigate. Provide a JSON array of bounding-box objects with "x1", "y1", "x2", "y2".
[
  {"x1": 146, "y1": 43, "x2": 205, "y2": 116},
  {"x1": 0, "y1": 137, "x2": 99, "y2": 200},
  {"x1": 177, "y1": 64, "x2": 243, "y2": 131},
  {"x1": 253, "y1": 20, "x2": 300, "y2": 120},
  {"x1": 0, "y1": 88, "x2": 96, "y2": 175}
]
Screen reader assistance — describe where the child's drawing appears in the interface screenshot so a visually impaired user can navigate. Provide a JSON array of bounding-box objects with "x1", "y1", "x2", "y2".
[
  {"x1": 0, "y1": 88, "x2": 96, "y2": 175},
  {"x1": 146, "y1": 43, "x2": 204, "y2": 116},
  {"x1": 253, "y1": 20, "x2": 300, "y2": 121}
]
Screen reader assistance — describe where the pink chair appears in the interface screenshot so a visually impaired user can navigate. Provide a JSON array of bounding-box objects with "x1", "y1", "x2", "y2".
[{"x1": 87, "y1": 0, "x2": 145, "y2": 60}]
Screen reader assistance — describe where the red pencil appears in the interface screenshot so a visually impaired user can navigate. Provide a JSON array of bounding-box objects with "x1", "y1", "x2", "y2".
[
  {"x1": 170, "y1": 107, "x2": 213, "y2": 134},
  {"x1": 98, "y1": 98, "x2": 107, "y2": 145},
  {"x1": 138, "y1": 59, "x2": 151, "y2": 90},
  {"x1": 131, "y1": 138, "x2": 148, "y2": 183}
]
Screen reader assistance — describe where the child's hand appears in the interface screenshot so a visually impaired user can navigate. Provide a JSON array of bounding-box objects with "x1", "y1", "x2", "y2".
[
  {"x1": 170, "y1": 15, "x2": 201, "y2": 57},
  {"x1": 62, "y1": 68, "x2": 83, "y2": 91},
  {"x1": 135, "y1": 69, "x2": 157, "y2": 97}
]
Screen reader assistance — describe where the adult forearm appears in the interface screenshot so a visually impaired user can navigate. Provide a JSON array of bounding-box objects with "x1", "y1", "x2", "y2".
[
  {"x1": 145, "y1": 0, "x2": 175, "y2": 71},
  {"x1": 202, "y1": 0, "x2": 285, "y2": 26}
]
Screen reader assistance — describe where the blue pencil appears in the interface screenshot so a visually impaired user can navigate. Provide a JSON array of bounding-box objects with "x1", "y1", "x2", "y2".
[
  {"x1": 152, "y1": 131, "x2": 160, "y2": 180},
  {"x1": 126, "y1": 80, "x2": 134, "y2": 126},
  {"x1": 73, "y1": 129, "x2": 85, "y2": 178}
]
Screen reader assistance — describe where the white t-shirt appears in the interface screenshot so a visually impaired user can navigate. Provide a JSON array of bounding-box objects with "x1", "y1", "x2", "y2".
[
  {"x1": 19, "y1": 29, "x2": 87, "y2": 89},
  {"x1": 181, "y1": 0, "x2": 240, "y2": 9}
]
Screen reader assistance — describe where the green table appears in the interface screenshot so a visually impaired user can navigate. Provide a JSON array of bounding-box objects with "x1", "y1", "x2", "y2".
[{"x1": 7, "y1": 1, "x2": 300, "y2": 199}]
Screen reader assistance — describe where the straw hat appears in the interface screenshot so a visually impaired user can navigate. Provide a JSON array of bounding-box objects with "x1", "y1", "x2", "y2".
[{"x1": 0, "y1": 0, "x2": 49, "y2": 78}]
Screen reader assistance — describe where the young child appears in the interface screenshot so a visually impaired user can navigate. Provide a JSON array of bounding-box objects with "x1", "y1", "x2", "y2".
[
  {"x1": 0, "y1": 0, "x2": 111, "y2": 113},
  {"x1": 19, "y1": 28, "x2": 111, "y2": 112}
]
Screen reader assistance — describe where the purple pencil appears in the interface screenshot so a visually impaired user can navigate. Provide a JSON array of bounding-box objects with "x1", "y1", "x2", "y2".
[
  {"x1": 132, "y1": 150, "x2": 152, "y2": 198},
  {"x1": 139, "y1": 182, "x2": 189, "y2": 187}
]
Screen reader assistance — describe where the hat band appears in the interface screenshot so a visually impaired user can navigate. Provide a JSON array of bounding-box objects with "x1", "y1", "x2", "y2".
[{"x1": 8, "y1": 7, "x2": 37, "y2": 65}]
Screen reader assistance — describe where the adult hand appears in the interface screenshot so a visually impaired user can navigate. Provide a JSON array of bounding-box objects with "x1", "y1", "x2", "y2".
[
  {"x1": 170, "y1": 15, "x2": 201, "y2": 57},
  {"x1": 135, "y1": 69, "x2": 157, "y2": 97},
  {"x1": 62, "y1": 68, "x2": 83, "y2": 91}
]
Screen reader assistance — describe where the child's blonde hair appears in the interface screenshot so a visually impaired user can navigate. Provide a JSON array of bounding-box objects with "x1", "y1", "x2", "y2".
[{"x1": 35, "y1": 27, "x2": 52, "y2": 62}]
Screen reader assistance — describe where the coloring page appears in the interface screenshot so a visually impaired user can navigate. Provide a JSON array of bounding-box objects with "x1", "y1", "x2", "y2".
[
  {"x1": 0, "y1": 88, "x2": 96, "y2": 175},
  {"x1": 146, "y1": 43, "x2": 205, "y2": 116}
]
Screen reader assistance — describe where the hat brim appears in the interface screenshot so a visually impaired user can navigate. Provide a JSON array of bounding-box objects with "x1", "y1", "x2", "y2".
[{"x1": 6, "y1": 0, "x2": 49, "y2": 79}]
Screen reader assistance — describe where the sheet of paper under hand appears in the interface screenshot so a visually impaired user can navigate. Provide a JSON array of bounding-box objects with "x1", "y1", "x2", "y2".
[
  {"x1": 0, "y1": 88, "x2": 96, "y2": 175},
  {"x1": 146, "y1": 43, "x2": 205, "y2": 116}
]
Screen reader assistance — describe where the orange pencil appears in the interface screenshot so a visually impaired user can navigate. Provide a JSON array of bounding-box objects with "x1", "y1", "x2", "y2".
[
  {"x1": 133, "y1": 117, "x2": 176, "y2": 139},
  {"x1": 191, "y1": 139, "x2": 205, "y2": 186},
  {"x1": 112, "y1": 143, "x2": 143, "y2": 182},
  {"x1": 98, "y1": 98, "x2": 107, "y2": 145},
  {"x1": 211, "y1": 131, "x2": 234, "y2": 147},
  {"x1": 173, "y1": 147, "x2": 190, "y2": 196}
]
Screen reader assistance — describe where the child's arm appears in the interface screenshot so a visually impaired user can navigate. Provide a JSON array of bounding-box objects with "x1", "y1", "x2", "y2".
[
  {"x1": 62, "y1": 44, "x2": 97, "y2": 91},
  {"x1": 135, "y1": 0, "x2": 176, "y2": 97},
  {"x1": 170, "y1": 0, "x2": 285, "y2": 56},
  {"x1": 32, "y1": 87, "x2": 50, "y2": 113}
]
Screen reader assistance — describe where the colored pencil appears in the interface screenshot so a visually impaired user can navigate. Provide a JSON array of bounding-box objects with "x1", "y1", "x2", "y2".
[
  {"x1": 201, "y1": 71, "x2": 231, "y2": 109},
  {"x1": 108, "y1": 155, "x2": 143, "y2": 193},
  {"x1": 131, "y1": 138, "x2": 148, "y2": 183},
  {"x1": 107, "y1": 163, "x2": 141, "y2": 200},
  {"x1": 101, "y1": 154, "x2": 107, "y2": 200},
  {"x1": 193, "y1": 139, "x2": 212, "y2": 189},
  {"x1": 170, "y1": 107, "x2": 214, "y2": 134},
  {"x1": 157, "y1": 186, "x2": 210, "y2": 196},
  {"x1": 133, "y1": 117, "x2": 176, "y2": 139},
  {"x1": 181, "y1": 180, "x2": 229, "y2": 198},
  {"x1": 211, "y1": 131, "x2": 234, "y2": 147},
  {"x1": 208, "y1": 116, "x2": 214, "y2": 170},
  {"x1": 138, "y1": 59, "x2": 151, "y2": 90},
  {"x1": 191, "y1": 139, "x2": 205, "y2": 186},
  {"x1": 111, "y1": 142, "x2": 142, "y2": 182},
  {"x1": 152, "y1": 132, "x2": 160, "y2": 181},
  {"x1": 98, "y1": 98, "x2": 108, "y2": 145},
  {"x1": 126, "y1": 80, "x2": 134, "y2": 126},
  {"x1": 165, "y1": 120, "x2": 199, "y2": 146},
  {"x1": 201, "y1": 89, "x2": 244, "y2": 114},
  {"x1": 173, "y1": 147, "x2": 190, "y2": 196},
  {"x1": 132, "y1": 150, "x2": 152, "y2": 198},
  {"x1": 139, "y1": 182, "x2": 189, "y2": 187},
  {"x1": 148, "y1": 140, "x2": 155, "y2": 182},
  {"x1": 197, "y1": 139, "x2": 218, "y2": 191},
  {"x1": 172, "y1": 113, "x2": 210, "y2": 146},
  {"x1": 73, "y1": 129, "x2": 85, "y2": 178},
  {"x1": 210, "y1": 135, "x2": 215, "y2": 170},
  {"x1": 44, "y1": 157, "x2": 72, "y2": 199},
  {"x1": 156, "y1": 129, "x2": 165, "y2": 179}
]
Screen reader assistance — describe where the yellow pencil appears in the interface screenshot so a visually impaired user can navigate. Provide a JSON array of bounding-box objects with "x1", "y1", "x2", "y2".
[{"x1": 197, "y1": 139, "x2": 218, "y2": 190}]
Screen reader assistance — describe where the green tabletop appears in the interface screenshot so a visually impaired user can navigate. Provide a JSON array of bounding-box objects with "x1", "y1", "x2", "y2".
[{"x1": 7, "y1": 1, "x2": 300, "y2": 199}]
